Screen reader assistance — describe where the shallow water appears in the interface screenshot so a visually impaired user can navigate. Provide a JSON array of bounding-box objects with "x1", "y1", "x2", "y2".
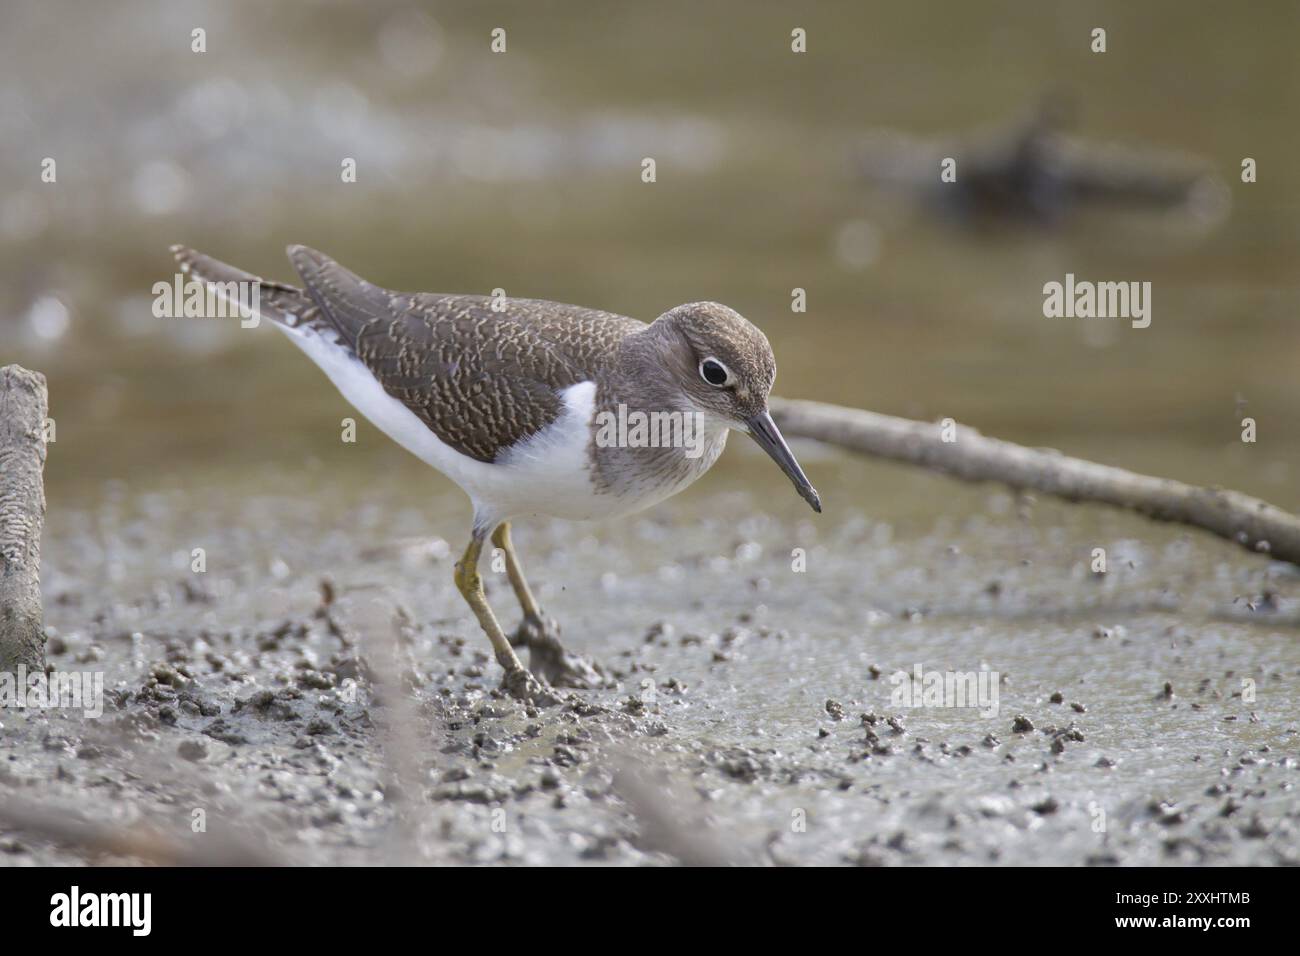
[{"x1": 1, "y1": 1, "x2": 1298, "y2": 864}]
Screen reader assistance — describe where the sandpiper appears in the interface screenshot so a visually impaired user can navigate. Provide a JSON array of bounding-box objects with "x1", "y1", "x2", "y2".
[{"x1": 170, "y1": 244, "x2": 820, "y2": 702}]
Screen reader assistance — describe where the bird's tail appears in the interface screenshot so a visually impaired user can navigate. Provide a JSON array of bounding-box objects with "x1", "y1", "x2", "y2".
[{"x1": 169, "y1": 244, "x2": 317, "y2": 330}]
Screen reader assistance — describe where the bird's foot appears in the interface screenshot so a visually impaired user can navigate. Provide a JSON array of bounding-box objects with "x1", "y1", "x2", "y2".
[
  {"x1": 511, "y1": 615, "x2": 607, "y2": 689},
  {"x1": 500, "y1": 665, "x2": 561, "y2": 706},
  {"x1": 507, "y1": 612, "x2": 552, "y2": 649},
  {"x1": 529, "y1": 638, "x2": 607, "y2": 690}
]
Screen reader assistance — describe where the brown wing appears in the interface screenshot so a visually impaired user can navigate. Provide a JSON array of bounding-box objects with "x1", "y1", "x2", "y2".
[{"x1": 287, "y1": 245, "x2": 645, "y2": 463}]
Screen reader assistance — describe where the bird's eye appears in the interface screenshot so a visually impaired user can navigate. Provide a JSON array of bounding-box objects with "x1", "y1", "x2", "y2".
[{"x1": 699, "y1": 357, "x2": 731, "y2": 387}]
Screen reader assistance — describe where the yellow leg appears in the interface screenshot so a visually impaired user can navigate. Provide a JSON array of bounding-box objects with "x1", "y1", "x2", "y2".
[
  {"x1": 489, "y1": 522, "x2": 604, "y2": 689},
  {"x1": 455, "y1": 527, "x2": 554, "y2": 702},
  {"x1": 491, "y1": 522, "x2": 545, "y2": 623}
]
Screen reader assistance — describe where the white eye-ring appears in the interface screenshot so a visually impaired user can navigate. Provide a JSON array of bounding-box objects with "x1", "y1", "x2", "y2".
[{"x1": 699, "y1": 357, "x2": 732, "y2": 387}]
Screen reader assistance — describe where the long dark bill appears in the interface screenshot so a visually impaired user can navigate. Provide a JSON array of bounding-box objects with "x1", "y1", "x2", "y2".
[{"x1": 746, "y1": 410, "x2": 822, "y2": 513}]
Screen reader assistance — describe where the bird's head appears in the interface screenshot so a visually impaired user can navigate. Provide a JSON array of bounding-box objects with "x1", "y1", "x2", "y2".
[{"x1": 648, "y1": 302, "x2": 821, "y2": 513}]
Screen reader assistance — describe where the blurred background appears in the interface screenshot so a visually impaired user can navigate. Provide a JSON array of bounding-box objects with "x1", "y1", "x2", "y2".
[
  {"x1": 1, "y1": 0, "x2": 1297, "y2": 519},
  {"x1": 4, "y1": 0, "x2": 1300, "y2": 871}
]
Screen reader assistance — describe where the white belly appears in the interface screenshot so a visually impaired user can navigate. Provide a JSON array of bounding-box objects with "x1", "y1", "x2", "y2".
[{"x1": 282, "y1": 325, "x2": 648, "y2": 525}]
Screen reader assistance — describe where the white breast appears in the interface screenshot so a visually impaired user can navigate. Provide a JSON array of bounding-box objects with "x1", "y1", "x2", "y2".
[{"x1": 281, "y1": 324, "x2": 625, "y2": 525}]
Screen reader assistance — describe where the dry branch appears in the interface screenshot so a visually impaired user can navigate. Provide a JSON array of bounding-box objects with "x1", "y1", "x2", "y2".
[
  {"x1": 608, "y1": 754, "x2": 752, "y2": 866},
  {"x1": 0, "y1": 365, "x2": 48, "y2": 673},
  {"x1": 770, "y1": 397, "x2": 1300, "y2": 566},
  {"x1": 0, "y1": 798, "x2": 283, "y2": 866}
]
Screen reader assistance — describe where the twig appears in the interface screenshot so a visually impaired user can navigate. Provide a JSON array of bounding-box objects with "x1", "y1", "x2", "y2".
[
  {"x1": 609, "y1": 755, "x2": 749, "y2": 867},
  {"x1": 0, "y1": 797, "x2": 283, "y2": 866},
  {"x1": 771, "y1": 398, "x2": 1300, "y2": 566},
  {"x1": 339, "y1": 589, "x2": 439, "y2": 865}
]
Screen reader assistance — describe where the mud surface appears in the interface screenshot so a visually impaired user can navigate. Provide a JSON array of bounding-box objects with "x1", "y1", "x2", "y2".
[
  {"x1": 2, "y1": 0, "x2": 1299, "y2": 867},
  {"x1": 2, "y1": 454, "x2": 1297, "y2": 866}
]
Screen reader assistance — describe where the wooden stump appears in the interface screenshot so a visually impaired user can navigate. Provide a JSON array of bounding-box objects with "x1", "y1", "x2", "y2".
[{"x1": 0, "y1": 365, "x2": 48, "y2": 673}]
